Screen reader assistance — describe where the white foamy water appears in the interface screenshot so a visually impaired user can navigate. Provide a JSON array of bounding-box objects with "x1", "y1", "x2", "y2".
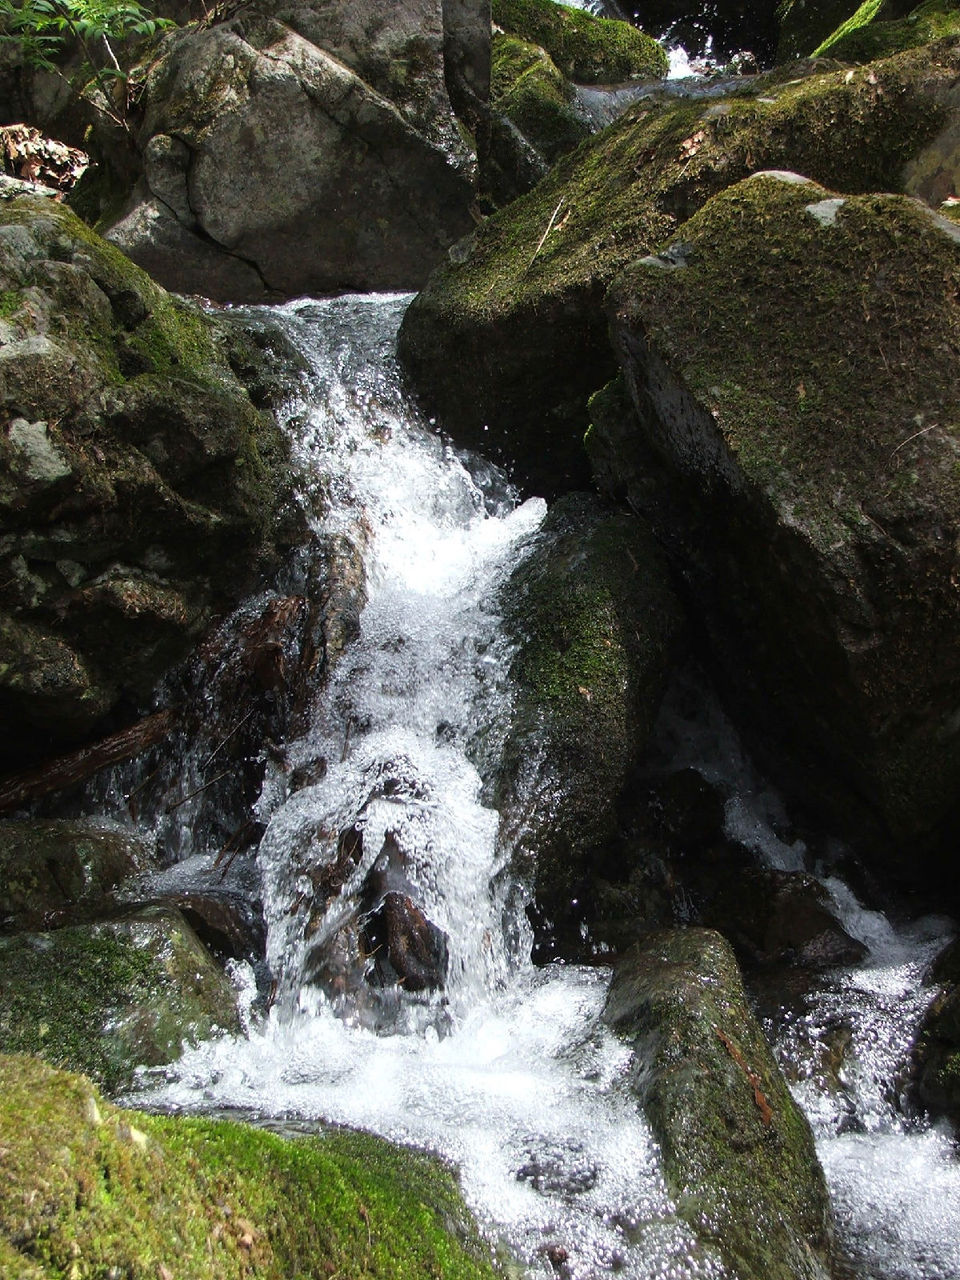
[
  {"x1": 127, "y1": 294, "x2": 960, "y2": 1280},
  {"x1": 133, "y1": 294, "x2": 723, "y2": 1280}
]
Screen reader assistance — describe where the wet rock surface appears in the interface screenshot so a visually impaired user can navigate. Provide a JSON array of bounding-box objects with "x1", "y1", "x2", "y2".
[
  {"x1": 604, "y1": 927, "x2": 834, "y2": 1280},
  {"x1": 497, "y1": 492, "x2": 683, "y2": 960}
]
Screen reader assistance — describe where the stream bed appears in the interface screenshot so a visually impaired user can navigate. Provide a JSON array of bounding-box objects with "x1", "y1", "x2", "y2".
[{"x1": 96, "y1": 294, "x2": 960, "y2": 1280}]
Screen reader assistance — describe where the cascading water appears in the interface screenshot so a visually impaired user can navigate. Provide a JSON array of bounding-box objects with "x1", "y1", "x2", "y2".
[
  {"x1": 116, "y1": 293, "x2": 960, "y2": 1280},
  {"x1": 128, "y1": 294, "x2": 726, "y2": 1280}
]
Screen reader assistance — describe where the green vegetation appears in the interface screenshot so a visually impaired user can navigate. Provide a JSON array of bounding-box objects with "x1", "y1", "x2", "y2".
[
  {"x1": 0, "y1": 909, "x2": 240, "y2": 1092},
  {"x1": 0, "y1": 0, "x2": 172, "y2": 130},
  {"x1": 814, "y1": 0, "x2": 960, "y2": 59},
  {"x1": 492, "y1": 0, "x2": 667, "y2": 82},
  {"x1": 491, "y1": 33, "x2": 589, "y2": 164},
  {"x1": 0, "y1": 1053, "x2": 499, "y2": 1279}
]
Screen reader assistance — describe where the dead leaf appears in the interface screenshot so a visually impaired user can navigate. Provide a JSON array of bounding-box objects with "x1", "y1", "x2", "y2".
[{"x1": 679, "y1": 129, "x2": 706, "y2": 160}]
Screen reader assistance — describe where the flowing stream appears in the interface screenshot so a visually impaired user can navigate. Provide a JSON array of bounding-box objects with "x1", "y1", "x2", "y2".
[{"x1": 114, "y1": 294, "x2": 960, "y2": 1279}]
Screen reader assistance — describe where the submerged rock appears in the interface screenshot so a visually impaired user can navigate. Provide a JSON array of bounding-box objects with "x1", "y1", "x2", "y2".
[
  {"x1": 0, "y1": 1053, "x2": 499, "y2": 1279},
  {"x1": 0, "y1": 906, "x2": 240, "y2": 1091},
  {"x1": 399, "y1": 41, "x2": 960, "y2": 494},
  {"x1": 498, "y1": 492, "x2": 683, "y2": 959},
  {"x1": 603, "y1": 928, "x2": 834, "y2": 1280},
  {"x1": 603, "y1": 171, "x2": 960, "y2": 875},
  {"x1": 0, "y1": 193, "x2": 298, "y2": 771}
]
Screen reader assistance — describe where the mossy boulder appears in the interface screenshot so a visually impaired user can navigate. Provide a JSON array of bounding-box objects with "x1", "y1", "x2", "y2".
[
  {"x1": 812, "y1": 0, "x2": 960, "y2": 59},
  {"x1": 0, "y1": 1053, "x2": 499, "y2": 1279},
  {"x1": 95, "y1": 4, "x2": 478, "y2": 300},
  {"x1": 603, "y1": 928, "x2": 834, "y2": 1280},
  {"x1": 0, "y1": 906, "x2": 240, "y2": 1092},
  {"x1": 492, "y1": 0, "x2": 667, "y2": 83},
  {"x1": 602, "y1": 171, "x2": 960, "y2": 874},
  {"x1": 497, "y1": 492, "x2": 682, "y2": 959},
  {"x1": 0, "y1": 819, "x2": 150, "y2": 929},
  {"x1": 490, "y1": 33, "x2": 591, "y2": 169},
  {"x1": 0, "y1": 190, "x2": 298, "y2": 770},
  {"x1": 399, "y1": 41, "x2": 960, "y2": 494}
]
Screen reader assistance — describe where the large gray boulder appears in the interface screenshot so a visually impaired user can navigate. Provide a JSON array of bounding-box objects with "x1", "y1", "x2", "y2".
[{"x1": 97, "y1": 1, "x2": 485, "y2": 300}]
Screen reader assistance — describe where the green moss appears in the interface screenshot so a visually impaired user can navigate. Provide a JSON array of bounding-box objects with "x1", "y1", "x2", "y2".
[
  {"x1": 775, "y1": 0, "x2": 863, "y2": 60},
  {"x1": 0, "y1": 1054, "x2": 499, "y2": 1280},
  {"x1": 0, "y1": 910, "x2": 240, "y2": 1093},
  {"x1": 400, "y1": 42, "x2": 954, "y2": 492},
  {"x1": 492, "y1": 0, "x2": 667, "y2": 82},
  {"x1": 0, "y1": 288, "x2": 23, "y2": 320},
  {"x1": 815, "y1": 0, "x2": 960, "y2": 59},
  {"x1": 491, "y1": 33, "x2": 590, "y2": 163}
]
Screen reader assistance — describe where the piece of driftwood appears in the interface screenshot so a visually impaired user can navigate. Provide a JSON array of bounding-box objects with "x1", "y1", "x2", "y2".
[{"x1": 0, "y1": 709, "x2": 176, "y2": 813}]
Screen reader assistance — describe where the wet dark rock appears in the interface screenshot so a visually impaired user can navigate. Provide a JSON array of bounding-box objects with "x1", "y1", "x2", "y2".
[
  {"x1": 912, "y1": 936, "x2": 960, "y2": 1124},
  {"x1": 604, "y1": 172, "x2": 960, "y2": 883},
  {"x1": 603, "y1": 927, "x2": 834, "y2": 1280},
  {"x1": 361, "y1": 890, "x2": 449, "y2": 994},
  {"x1": 0, "y1": 194, "x2": 299, "y2": 772},
  {"x1": 694, "y1": 865, "x2": 867, "y2": 970},
  {"x1": 144, "y1": 889, "x2": 266, "y2": 962},
  {"x1": 0, "y1": 819, "x2": 150, "y2": 930},
  {"x1": 0, "y1": 905, "x2": 240, "y2": 1092},
  {"x1": 497, "y1": 493, "x2": 683, "y2": 961}
]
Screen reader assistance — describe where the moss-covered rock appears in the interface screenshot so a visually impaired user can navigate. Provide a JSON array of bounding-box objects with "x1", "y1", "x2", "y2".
[
  {"x1": 603, "y1": 171, "x2": 960, "y2": 871},
  {"x1": 603, "y1": 928, "x2": 834, "y2": 1280},
  {"x1": 493, "y1": 0, "x2": 667, "y2": 83},
  {"x1": 776, "y1": 0, "x2": 869, "y2": 61},
  {"x1": 491, "y1": 33, "x2": 591, "y2": 167},
  {"x1": 813, "y1": 0, "x2": 960, "y2": 59},
  {"x1": 497, "y1": 492, "x2": 682, "y2": 959},
  {"x1": 399, "y1": 41, "x2": 960, "y2": 494},
  {"x1": 0, "y1": 1053, "x2": 499, "y2": 1279},
  {"x1": 0, "y1": 191, "x2": 298, "y2": 770},
  {"x1": 0, "y1": 819, "x2": 150, "y2": 929},
  {"x1": 0, "y1": 906, "x2": 240, "y2": 1091}
]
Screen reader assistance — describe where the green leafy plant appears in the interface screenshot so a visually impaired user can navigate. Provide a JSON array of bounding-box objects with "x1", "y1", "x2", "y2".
[{"x1": 0, "y1": 0, "x2": 172, "y2": 130}]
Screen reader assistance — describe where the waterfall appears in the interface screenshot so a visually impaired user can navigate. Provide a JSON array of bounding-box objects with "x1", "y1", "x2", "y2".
[
  {"x1": 123, "y1": 294, "x2": 960, "y2": 1280},
  {"x1": 130, "y1": 294, "x2": 726, "y2": 1280}
]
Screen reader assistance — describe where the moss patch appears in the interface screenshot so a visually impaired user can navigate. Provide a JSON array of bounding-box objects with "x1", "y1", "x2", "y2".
[
  {"x1": 0, "y1": 908, "x2": 240, "y2": 1092},
  {"x1": 0, "y1": 1054, "x2": 498, "y2": 1280},
  {"x1": 492, "y1": 0, "x2": 667, "y2": 83},
  {"x1": 491, "y1": 33, "x2": 590, "y2": 164},
  {"x1": 815, "y1": 0, "x2": 960, "y2": 59}
]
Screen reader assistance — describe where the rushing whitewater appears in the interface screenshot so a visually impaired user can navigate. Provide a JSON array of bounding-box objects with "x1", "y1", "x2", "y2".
[
  {"x1": 132, "y1": 294, "x2": 726, "y2": 1280},
  {"x1": 125, "y1": 294, "x2": 960, "y2": 1280}
]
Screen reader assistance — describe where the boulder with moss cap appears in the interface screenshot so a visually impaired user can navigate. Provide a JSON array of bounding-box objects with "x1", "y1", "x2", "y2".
[
  {"x1": 399, "y1": 41, "x2": 960, "y2": 495},
  {"x1": 598, "y1": 170, "x2": 960, "y2": 879}
]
